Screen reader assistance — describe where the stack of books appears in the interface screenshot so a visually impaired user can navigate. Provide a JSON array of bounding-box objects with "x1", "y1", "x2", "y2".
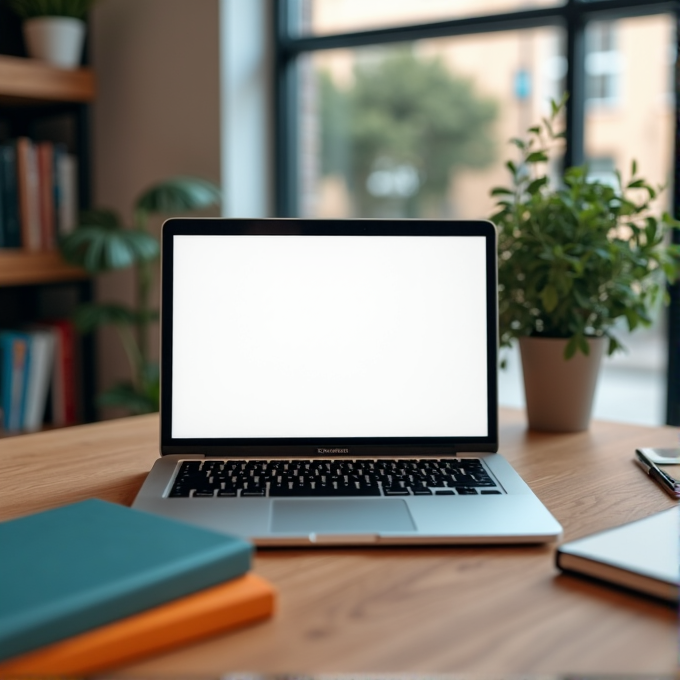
[
  {"x1": 0, "y1": 499, "x2": 276, "y2": 675},
  {"x1": 0, "y1": 320, "x2": 77, "y2": 434},
  {"x1": 0, "y1": 137, "x2": 78, "y2": 251}
]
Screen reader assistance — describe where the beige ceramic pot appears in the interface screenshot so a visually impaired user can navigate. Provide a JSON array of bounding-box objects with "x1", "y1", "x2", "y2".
[{"x1": 519, "y1": 336, "x2": 605, "y2": 432}]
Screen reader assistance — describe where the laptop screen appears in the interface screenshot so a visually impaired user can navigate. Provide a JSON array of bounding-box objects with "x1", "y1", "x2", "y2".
[{"x1": 161, "y1": 220, "x2": 498, "y2": 454}]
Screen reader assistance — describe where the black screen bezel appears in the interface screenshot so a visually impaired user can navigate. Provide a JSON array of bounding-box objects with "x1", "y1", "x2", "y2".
[{"x1": 160, "y1": 218, "x2": 499, "y2": 456}]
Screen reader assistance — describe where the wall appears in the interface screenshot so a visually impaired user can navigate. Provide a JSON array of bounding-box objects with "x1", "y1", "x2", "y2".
[
  {"x1": 90, "y1": 0, "x2": 273, "y2": 416},
  {"x1": 90, "y1": 0, "x2": 222, "y2": 414}
]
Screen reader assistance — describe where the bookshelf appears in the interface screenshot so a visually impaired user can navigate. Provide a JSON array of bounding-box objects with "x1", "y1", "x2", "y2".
[
  {"x1": 0, "y1": 53, "x2": 96, "y2": 431},
  {"x1": 0, "y1": 250, "x2": 88, "y2": 286},
  {"x1": 0, "y1": 55, "x2": 95, "y2": 105}
]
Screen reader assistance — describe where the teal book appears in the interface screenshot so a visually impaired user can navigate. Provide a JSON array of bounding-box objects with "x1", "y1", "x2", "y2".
[{"x1": 0, "y1": 499, "x2": 253, "y2": 661}]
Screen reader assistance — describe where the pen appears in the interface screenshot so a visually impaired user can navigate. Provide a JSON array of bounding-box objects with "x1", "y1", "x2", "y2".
[{"x1": 634, "y1": 449, "x2": 680, "y2": 499}]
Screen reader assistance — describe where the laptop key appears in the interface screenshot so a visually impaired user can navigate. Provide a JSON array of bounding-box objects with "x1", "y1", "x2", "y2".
[
  {"x1": 241, "y1": 489, "x2": 266, "y2": 497},
  {"x1": 169, "y1": 487, "x2": 191, "y2": 497},
  {"x1": 383, "y1": 488, "x2": 410, "y2": 496}
]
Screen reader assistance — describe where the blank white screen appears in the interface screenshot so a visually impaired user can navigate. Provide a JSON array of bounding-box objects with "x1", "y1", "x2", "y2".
[{"x1": 171, "y1": 235, "x2": 488, "y2": 438}]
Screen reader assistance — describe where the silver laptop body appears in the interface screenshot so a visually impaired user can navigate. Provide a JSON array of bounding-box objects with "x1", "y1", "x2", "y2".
[{"x1": 133, "y1": 218, "x2": 562, "y2": 545}]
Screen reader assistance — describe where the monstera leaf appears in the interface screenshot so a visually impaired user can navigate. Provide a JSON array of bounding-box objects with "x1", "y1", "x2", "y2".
[
  {"x1": 135, "y1": 176, "x2": 221, "y2": 214},
  {"x1": 60, "y1": 209, "x2": 159, "y2": 273}
]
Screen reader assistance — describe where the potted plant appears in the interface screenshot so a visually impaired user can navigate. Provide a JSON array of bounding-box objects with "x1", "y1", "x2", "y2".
[
  {"x1": 60, "y1": 176, "x2": 221, "y2": 415},
  {"x1": 6, "y1": 0, "x2": 96, "y2": 69},
  {"x1": 491, "y1": 98, "x2": 680, "y2": 432}
]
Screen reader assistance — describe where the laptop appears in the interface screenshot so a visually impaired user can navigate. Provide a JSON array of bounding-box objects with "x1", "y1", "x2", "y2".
[{"x1": 132, "y1": 218, "x2": 563, "y2": 545}]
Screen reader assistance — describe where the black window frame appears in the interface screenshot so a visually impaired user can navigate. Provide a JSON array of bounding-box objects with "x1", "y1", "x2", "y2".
[{"x1": 274, "y1": 0, "x2": 680, "y2": 426}]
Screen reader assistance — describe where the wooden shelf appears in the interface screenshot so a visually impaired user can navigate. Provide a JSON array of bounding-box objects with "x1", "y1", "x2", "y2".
[
  {"x1": 0, "y1": 250, "x2": 88, "y2": 286},
  {"x1": 0, "y1": 55, "x2": 95, "y2": 105}
]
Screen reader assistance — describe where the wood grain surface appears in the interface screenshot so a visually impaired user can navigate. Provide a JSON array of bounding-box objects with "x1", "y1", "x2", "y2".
[{"x1": 0, "y1": 409, "x2": 677, "y2": 676}]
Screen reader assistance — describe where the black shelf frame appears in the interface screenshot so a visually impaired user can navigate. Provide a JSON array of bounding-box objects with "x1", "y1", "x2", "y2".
[{"x1": 275, "y1": 0, "x2": 680, "y2": 425}]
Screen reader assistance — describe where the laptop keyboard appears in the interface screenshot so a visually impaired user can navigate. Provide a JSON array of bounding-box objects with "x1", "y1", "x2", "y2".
[{"x1": 167, "y1": 458, "x2": 503, "y2": 498}]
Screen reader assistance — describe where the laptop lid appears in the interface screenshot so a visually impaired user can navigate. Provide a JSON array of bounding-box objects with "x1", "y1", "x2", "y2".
[{"x1": 159, "y1": 219, "x2": 498, "y2": 457}]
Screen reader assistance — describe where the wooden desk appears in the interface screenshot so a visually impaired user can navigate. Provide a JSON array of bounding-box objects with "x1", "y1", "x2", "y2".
[{"x1": 0, "y1": 409, "x2": 676, "y2": 676}]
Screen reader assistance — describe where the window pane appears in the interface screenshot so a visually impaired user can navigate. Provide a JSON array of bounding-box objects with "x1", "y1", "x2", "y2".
[
  {"x1": 299, "y1": 28, "x2": 566, "y2": 220},
  {"x1": 296, "y1": 0, "x2": 564, "y2": 36},
  {"x1": 584, "y1": 14, "x2": 676, "y2": 426},
  {"x1": 501, "y1": 14, "x2": 676, "y2": 427}
]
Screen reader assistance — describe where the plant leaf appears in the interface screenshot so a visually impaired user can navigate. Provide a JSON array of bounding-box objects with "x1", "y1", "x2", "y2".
[
  {"x1": 526, "y1": 151, "x2": 548, "y2": 163},
  {"x1": 564, "y1": 336, "x2": 577, "y2": 360},
  {"x1": 526, "y1": 177, "x2": 548, "y2": 195},
  {"x1": 540, "y1": 284, "x2": 559, "y2": 312},
  {"x1": 135, "y1": 176, "x2": 221, "y2": 214},
  {"x1": 60, "y1": 226, "x2": 159, "y2": 272}
]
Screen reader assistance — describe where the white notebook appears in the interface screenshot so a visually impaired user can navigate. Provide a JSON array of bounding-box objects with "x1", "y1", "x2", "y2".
[{"x1": 556, "y1": 508, "x2": 679, "y2": 603}]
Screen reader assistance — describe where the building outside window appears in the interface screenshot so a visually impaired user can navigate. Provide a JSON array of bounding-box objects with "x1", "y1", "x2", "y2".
[
  {"x1": 276, "y1": 0, "x2": 680, "y2": 426},
  {"x1": 585, "y1": 21, "x2": 621, "y2": 105}
]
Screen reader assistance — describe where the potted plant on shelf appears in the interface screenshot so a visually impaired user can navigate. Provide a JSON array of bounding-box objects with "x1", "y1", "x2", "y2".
[
  {"x1": 60, "y1": 176, "x2": 221, "y2": 415},
  {"x1": 6, "y1": 0, "x2": 96, "y2": 69},
  {"x1": 491, "y1": 97, "x2": 680, "y2": 432}
]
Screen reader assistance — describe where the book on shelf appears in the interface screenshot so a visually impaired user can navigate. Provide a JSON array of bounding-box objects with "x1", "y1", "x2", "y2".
[
  {"x1": 0, "y1": 142, "x2": 21, "y2": 248},
  {"x1": 0, "y1": 499, "x2": 255, "y2": 662},
  {"x1": 0, "y1": 331, "x2": 30, "y2": 432},
  {"x1": 0, "y1": 137, "x2": 78, "y2": 251},
  {"x1": 15, "y1": 137, "x2": 40, "y2": 252},
  {"x1": 55, "y1": 146, "x2": 78, "y2": 236},
  {"x1": 42, "y1": 318, "x2": 78, "y2": 427},
  {"x1": 0, "y1": 319, "x2": 76, "y2": 433},
  {"x1": 37, "y1": 141, "x2": 56, "y2": 250}
]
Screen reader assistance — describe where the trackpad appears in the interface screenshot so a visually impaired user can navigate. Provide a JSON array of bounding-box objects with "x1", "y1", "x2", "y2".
[{"x1": 271, "y1": 499, "x2": 416, "y2": 534}]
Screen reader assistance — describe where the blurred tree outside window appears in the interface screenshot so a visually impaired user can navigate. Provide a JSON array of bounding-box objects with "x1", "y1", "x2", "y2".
[{"x1": 318, "y1": 49, "x2": 499, "y2": 219}]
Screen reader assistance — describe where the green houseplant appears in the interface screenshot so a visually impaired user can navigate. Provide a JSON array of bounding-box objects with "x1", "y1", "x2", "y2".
[
  {"x1": 6, "y1": 0, "x2": 97, "y2": 68},
  {"x1": 60, "y1": 176, "x2": 221, "y2": 415},
  {"x1": 491, "y1": 97, "x2": 680, "y2": 431}
]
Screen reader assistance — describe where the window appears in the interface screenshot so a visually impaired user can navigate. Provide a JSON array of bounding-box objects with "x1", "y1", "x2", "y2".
[
  {"x1": 275, "y1": 0, "x2": 680, "y2": 426},
  {"x1": 299, "y1": 28, "x2": 564, "y2": 222},
  {"x1": 297, "y1": 0, "x2": 565, "y2": 36},
  {"x1": 585, "y1": 21, "x2": 621, "y2": 105}
]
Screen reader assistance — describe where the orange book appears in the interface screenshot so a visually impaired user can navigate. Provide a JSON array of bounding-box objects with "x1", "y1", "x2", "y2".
[{"x1": 0, "y1": 573, "x2": 276, "y2": 676}]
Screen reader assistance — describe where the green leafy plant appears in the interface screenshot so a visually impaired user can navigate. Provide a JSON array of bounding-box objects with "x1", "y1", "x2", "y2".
[
  {"x1": 60, "y1": 177, "x2": 221, "y2": 414},
  {"x1": 6, "y1": 0, "x2": 95, "y2": 19},
  {"x1": 491, "y1": 96, "x2": 680, "y2": 360}
]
